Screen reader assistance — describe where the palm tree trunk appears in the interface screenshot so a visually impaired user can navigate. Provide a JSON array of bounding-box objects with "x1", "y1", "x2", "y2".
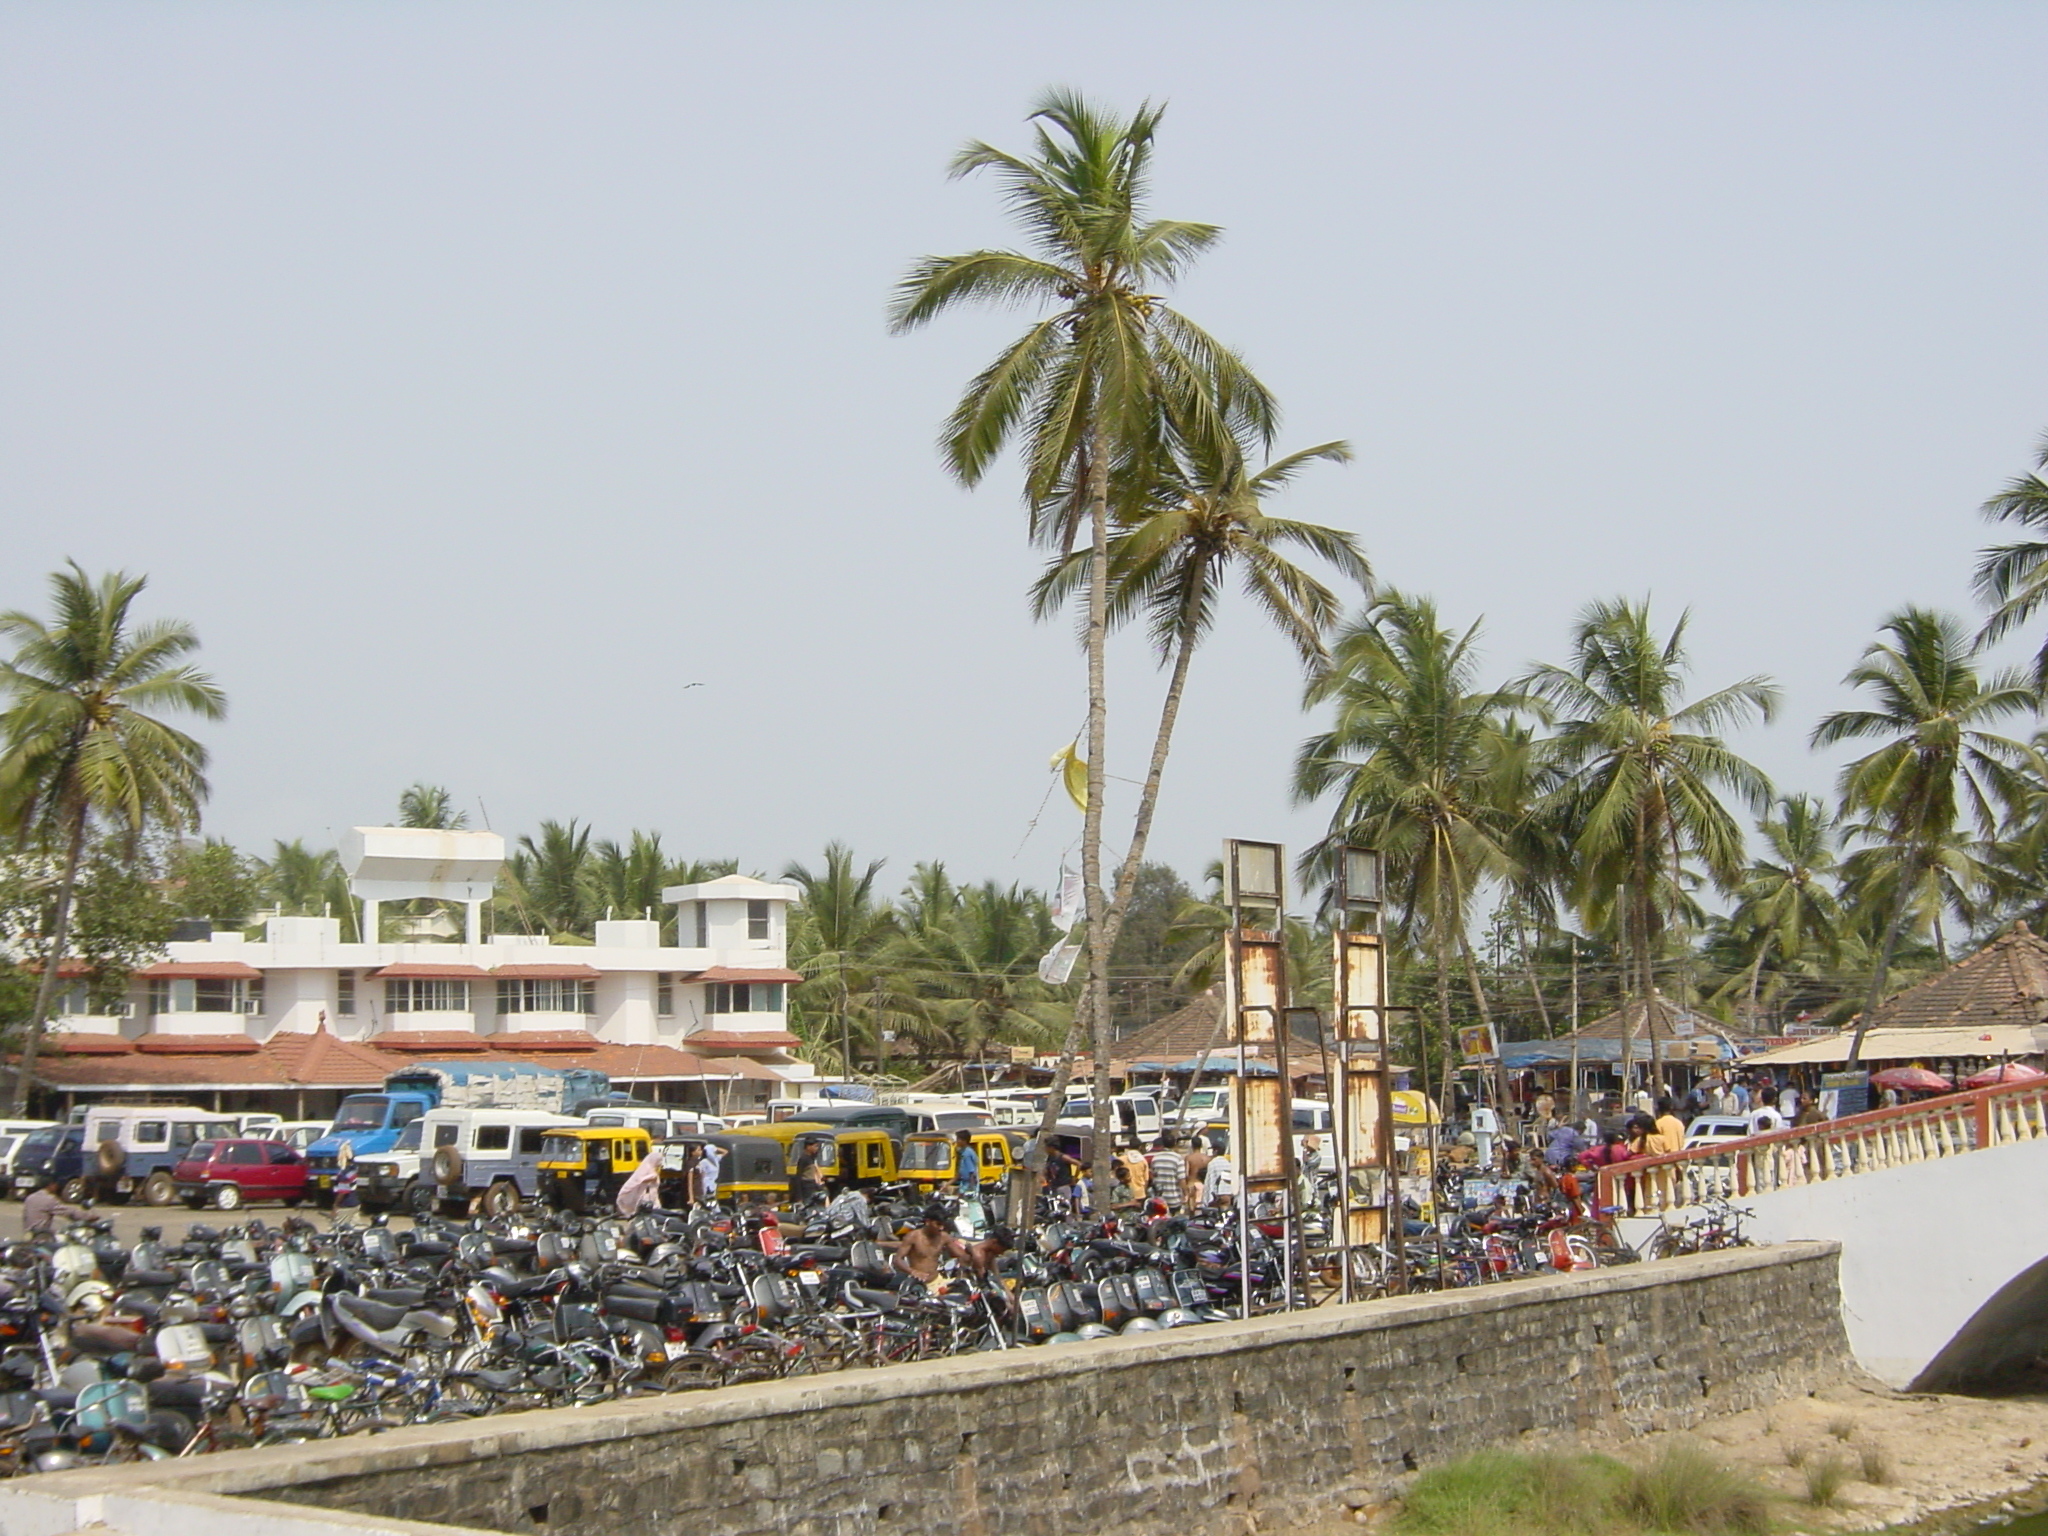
[
  {"x1": 16, "y1": 811, "x2": 87, "y2": 1116},
  {"x1": 1081, "y1": 426, "x2": 1115, "y2": 1196}
]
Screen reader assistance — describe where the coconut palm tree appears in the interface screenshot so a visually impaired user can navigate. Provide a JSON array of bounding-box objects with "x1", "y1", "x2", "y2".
[
  {"x1": 503, "y1": 820, "x2": 594, "y2": 937},
  {"x1": 590, "y1": 831, "x2": 673, "y2": 925},
  {"x1": 1523, "y1": 600, "x2": 1778, "y2": 1087},
  {"x1": 263, "y1": 840, "x2": 356, "y2": 942},
  {"x1": 0, "y1": 564, "x2": 225, "y2": 1111},
  {"x1": 1813, "y1": 608, "x2": 2034, "y2": 1060},
  {"x1": 1974, "y1": 431, "x2": 2048, "y2": 689},
  {"x1": 782, "y1": 844, "x2": 911, "y2": 1077},
  {"x1": 1724, "y1": 795, "x2": 1845, "y2": 1028},
  {"x1": 891, "y1": 89, "x2": 1276, "y2": 1176},
  {"x1": 1032, "y1": 428, "x2": 1367, "y2": 989},
  {"x1": 1295, "y1": 592, "x2": 1531, "y2": 1086},
  {"x1": 918, "y1": 881, "x2": 1071, "y2": 1070},
  {"x1": 397, "y1": 783, "x2": 467, "y2": 830}
]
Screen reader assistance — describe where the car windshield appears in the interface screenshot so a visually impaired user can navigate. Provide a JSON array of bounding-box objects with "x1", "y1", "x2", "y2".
[
  {"x1": 329, "y1": 1096, "x2": 388, "y2": 1134},
  {"x1": 899, "y1": 1141, "x2": 950, "y2": 1171},
  {"x1": 186, "y1": 1142, "x2": 217, "y2": 1163},
  {"x1": 18, "y1": 1130, "x2": 58, "y2": 1157},
  {"x1": 539, "y1": 1135, "x2": 583, "y2": 1163},
  {"x1": 391, "y1": 1121, "x2": 424, "y2": 1152}
]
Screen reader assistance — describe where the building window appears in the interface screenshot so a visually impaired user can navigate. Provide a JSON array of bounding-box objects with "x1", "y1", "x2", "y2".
[
  {"x1": 385, "y1": 979, "x2": 471, "y2": 1013},
  {"x1": 336, "y1": 973, "x2": 356, "y2": 1017},
  {"x1": 706, "y1": 981, "x2": 784, "y2": 1014},
  {"x1": 747, "y1": 900, "x2": 770, "y2": 941},
  {"x1": 693, "y1": 902, "x2": 709, "y2": 948},
  {"x1": 656, "y1": 974, "x2": 674, "y2": 1017},
  {"x1": 148, "y1": 978, "x2": 261, "y2": 1015},
  {"x1": 496, "y1": 979, "x2": 596, "y2": 1015}
]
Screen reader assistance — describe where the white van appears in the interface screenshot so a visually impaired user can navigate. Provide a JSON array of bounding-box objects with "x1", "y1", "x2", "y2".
[{"x1": 583, "y1": 1104, "x2": 727, "y2": 1138}]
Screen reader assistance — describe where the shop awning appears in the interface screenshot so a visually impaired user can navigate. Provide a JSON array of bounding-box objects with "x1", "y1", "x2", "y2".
[
  {"x1": 491, "y1": 964, "x2": 603, "y2": 980},
  {"x1": 1743, "y1": 1024, "x2": 2047, "y2": 1065},
  {"x1": 690, "y1": 967, "x2": 803, "y2": 985},
  {"x1": 370, "y1": 963, "x2": 492, "y2": 979}
]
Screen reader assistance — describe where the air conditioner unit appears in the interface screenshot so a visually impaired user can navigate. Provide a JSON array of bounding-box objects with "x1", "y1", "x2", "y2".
[
  {"x1": 114, "y1": 1001, "x2": 135, "y2": 1019},
  {"x1": 238, "y1": 999, "x2": 263, "y2": 1016}
]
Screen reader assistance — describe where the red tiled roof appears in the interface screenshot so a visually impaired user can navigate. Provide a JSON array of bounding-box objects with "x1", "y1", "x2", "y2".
[
  {"x1": 1861, "y1": 923, "x2": 2048, "y2": 1032},
  {"x1": 371, "y1": 963, "x2": 491, "y2": 979},
  {"x1": 265, "y1": 1030, "x2": 405, "y2": 1088},
  {"x1": 45, "y1": 1035, "x2": 133, "y2": 1055},
  {"x1": 690, "y1": 967, "x2": 803, "y2": 985},
  {"x1": 494, "y1": 1032, "x2": 601, "y2": 1051},
  {"x1": 134, "y1": 961, "x2": 263, "y2": 980},
  {"x1": 24, "y1": 960, "x2": 94, "y2": 978},
  {"x1": 688, "y1": 1030, "x2": 801, "y2": 1050},
  {"x1": 492, "y1": 964, "x2": 603, "y2": 980},
  {"x1": 373, "y1": 1032, "x2": 493, "y2": 1053},
  {"x1": 132, "y1": 1034, "x2": 262, "y2": 1055}
]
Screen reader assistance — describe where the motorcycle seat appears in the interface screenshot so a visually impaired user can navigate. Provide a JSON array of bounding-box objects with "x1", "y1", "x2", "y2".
[
  {"x1": 456, "y1": 1367, "x2": 527, "y2": 1393},
  {"x1": 364, "y1": 1287, "x2": 428, "y2": 1308},
  {"x1": 847, "y1": 1286, "x2": 902, "y2": 1312}
]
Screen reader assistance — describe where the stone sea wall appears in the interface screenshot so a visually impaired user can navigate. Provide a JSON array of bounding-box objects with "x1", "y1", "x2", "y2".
[{"x1": 0, "y1": 1242, "x2": 1850, "y2": 1536}]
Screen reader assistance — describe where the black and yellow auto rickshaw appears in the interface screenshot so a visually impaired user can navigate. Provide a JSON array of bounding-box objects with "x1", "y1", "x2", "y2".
[
  {"x1": 536, "y1": 1127, "x2": 653, "y2": 1213},
  {"x1": 898, "y1": 1129, "x2": 1021, "y2": 1193},
  {"x1": 655, "y1": 1133, "x2": 790, "y2": 1205},
  {"x1": 748, "y1": 1122, "x2": 901, "y2": 1192}
]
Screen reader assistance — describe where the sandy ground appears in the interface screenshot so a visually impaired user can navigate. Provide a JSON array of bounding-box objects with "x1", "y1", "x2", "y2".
[{"x1": 1326, "y1": 1379, "x2": 2048, "y2": 1534}]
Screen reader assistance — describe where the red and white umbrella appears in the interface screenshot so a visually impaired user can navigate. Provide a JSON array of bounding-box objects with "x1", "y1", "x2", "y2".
[
  {"x1": 1870, "y1": 1066, "x2": 1954, "y2": 1093},
  {"x1": 1962, "y1": 1062, "x2": 2046, "y2": 1089}
]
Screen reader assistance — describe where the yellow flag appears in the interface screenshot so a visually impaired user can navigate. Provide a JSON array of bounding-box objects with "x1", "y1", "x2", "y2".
[{"x1": 1050, "y1": 742, "x2": 1088, "y2": 812}]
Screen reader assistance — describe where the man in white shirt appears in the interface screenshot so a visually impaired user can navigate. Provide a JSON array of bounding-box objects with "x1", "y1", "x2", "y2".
[{"x1": 1202, "y1": 1151, "x2": 1237, "y2": 1209}]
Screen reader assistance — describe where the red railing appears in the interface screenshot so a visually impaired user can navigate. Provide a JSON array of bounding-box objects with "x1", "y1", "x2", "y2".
[{"x1": 1595, "y1": 1074, "x2": 2048, "y2": 1217}]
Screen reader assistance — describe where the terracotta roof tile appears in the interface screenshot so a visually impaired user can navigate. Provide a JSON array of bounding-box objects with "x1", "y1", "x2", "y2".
[{"x1": 1860, "y1": 923, "x2": 2048, "y2": 1032}]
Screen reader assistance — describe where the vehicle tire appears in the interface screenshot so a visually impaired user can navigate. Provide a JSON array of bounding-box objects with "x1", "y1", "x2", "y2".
[
  {"x1": 429, "y1": 1145, "x2": 464, "y2": 1189},
  {"x1": 95, "y1": 1140, "x2": 124, "y2": 1178},
  {"x1": 59, "y1": 1177, "x2": 89, "y2": 1204},
  {"x1": 141, "y1": 1172, "x2": 177, "y2": 1207},
  {"x1": 402, "y1": 1182, "x2": 433, "y2": 1218},
  {"x1": 482, "y1": 1181, "x2": 519, "y2": 1217},
  {"x1": 213, "y1": 1182, "x2": 243, "y2": 1211},
  {"x1": 183, "y1": 1196, "x2": 204, "y2": 1210}
]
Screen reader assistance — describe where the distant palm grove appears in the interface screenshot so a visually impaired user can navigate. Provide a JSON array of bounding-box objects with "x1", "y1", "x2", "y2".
[{"x1": 7, "y1": 93, "x2": 2048, "y2": 1094}]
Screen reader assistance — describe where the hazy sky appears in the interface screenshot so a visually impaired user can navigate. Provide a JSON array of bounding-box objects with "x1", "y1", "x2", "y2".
[{"x1": 5, "y1": 3, "x2": 2047, "y2": 905}]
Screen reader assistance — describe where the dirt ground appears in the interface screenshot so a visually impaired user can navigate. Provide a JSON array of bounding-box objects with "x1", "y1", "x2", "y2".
[{"x1": 1329, "y1": 1379, "x2": 2048, "y2": 1534}]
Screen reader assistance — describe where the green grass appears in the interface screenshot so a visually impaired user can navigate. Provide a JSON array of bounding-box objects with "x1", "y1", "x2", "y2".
[
  {"x1": 1804, "y1": 1453, "x2": 1851, "y2": 1507},
  {"x1": 1857, "y1": 1441, "x2": 1893, "y2": 1485},
  {"x1": 1396, "y1": 1443, "x2": 1768, "y2": 1536}
]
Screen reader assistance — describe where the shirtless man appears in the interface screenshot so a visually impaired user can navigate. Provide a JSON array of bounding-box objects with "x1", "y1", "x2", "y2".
[
  {"x1": 947, "y1": 1225, "x2": 1014, "y2": 1281},
  {"x1": 891, "y1": 1208, "x2": 953, "y2": 1287}
]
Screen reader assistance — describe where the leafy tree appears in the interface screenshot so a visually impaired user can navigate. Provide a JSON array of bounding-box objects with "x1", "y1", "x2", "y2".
[
  {"x1": 1107, "y1": 862, "x2": 1201, "y2": 1028},
  {"x1": 591, "y1": 831, "x2": 674, "y2": 925},
  {"x1": 1813, "y1": 607, "x2": 2034, "y2": 1059},
  {"x1": 1523, "y1": 599, "x2": 1777, "y2": 1086},
  {"x1": 0, "y1": 564, "x2": 224, "y2": 1112},
  {"x1": 167, "y1": 838, "x2": 263, "y2": 929},
  {"x1": 916, "y1": 881, "x2": 1070, "y2": 1066},
  {"x1": 263, "y1": 839, "x2": 356, "y2": 939},
  {"x1": 891, "y1": 88, "x2": 1276, "y2": 1178},
  {"x1": 782, "y1": 844, "x2": 913, "y2": 1076}
]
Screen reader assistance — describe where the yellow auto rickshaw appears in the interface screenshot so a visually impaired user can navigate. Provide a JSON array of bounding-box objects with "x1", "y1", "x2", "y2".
[
  {"x1": 536, "y1": 1127, "x2": 652, "y2": 1213},
  {"x1": 655, "y1": 1133, "x2": 791, "y2": 1205},
  {"x1": 898, "y1": 1129, "x2": 1021, "y2": 1192}
]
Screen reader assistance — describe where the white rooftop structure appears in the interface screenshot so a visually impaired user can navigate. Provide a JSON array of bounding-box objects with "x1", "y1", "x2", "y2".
[{"x1": 340, "y1": 827, "x2": 506, "y2": 944}]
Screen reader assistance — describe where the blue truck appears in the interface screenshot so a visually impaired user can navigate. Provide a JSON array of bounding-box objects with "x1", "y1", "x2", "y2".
[{"x1": 305, "y1": 1060, "x2": 609, "y2": 1205}]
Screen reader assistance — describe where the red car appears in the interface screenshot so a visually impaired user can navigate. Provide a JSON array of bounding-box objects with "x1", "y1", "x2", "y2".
[{"x1": 171, "y1": 1138, "x2": 310, "y2": 1210}]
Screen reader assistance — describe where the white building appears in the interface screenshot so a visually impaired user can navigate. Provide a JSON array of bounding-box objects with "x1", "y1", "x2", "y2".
[{"x1": 31, "y1": 828, "x2": 814, "y2": 1115}]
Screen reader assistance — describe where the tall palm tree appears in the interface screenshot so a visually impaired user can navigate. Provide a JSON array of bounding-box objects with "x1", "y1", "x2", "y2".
[
  {"x1": 1523, "y1": 600, "x2": 1778, "y2": 1087},
  {"x1": 1812, "y1": 608, "x2": 2034, "y2": 1060},
  {"x1": 263, "y1": 840, "x2": 356, "y2": 941},
  {"x1": 891, "y1": 89, "x2": 1276, "y2": 1177},
  {"x1": 590, "y1": 831, "x2": 673, "y2": 924},
  {"x1": 1725, "y1": 794, "x2": 1844, "y2": 1027},
  {"x1": 0, "y1": 564, "x2": 225, "y2": 1111},
  {"x1": 1294, "y1": 592, "x2": 1530, "y2": 1087},
  {"x1": 1974, "y1": 431, "x2": 2048, "y2": 688},
  {"x1": 919, "y1": 881, "x2": 1071, "y2": 1070},
  {"x1": 1032, "y1": 428, "x2": 1368, "y2": 1011}
]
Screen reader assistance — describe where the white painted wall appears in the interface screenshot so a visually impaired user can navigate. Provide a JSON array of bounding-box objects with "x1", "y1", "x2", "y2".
[{"x1": 1627, "y1": 1137, "x2": 2048, "y2": 1386}]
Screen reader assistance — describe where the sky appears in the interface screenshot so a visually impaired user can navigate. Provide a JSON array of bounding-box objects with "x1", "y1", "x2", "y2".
[{"x1": 4, "y1": 2, "x2": 2047, "y2": 906}]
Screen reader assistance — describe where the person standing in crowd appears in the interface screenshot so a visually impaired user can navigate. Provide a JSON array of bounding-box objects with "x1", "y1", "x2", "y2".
[
  {"x1": 1653, "y1": 1097, "x2": 1688, "y2": 1153},
  {"x1": 1146, "y1": 1138, "x2": 1186, "y2": 1215},
  {"x1": 1779, "y1": 1080, "x2": 1803, "y2": 1119},
  {"x1": 953, "y1": 1130, "x2": 981, "y2": 1197},
  {"x1": 1183, "y1": 1135, "x2": 1213, "y2": 1196},
  {"x1": 1202, "y1": 1147, "x2": 1237, "y2": 1210},
  {"x1": 693, "y1": 1141, "x2": 724, "y2": 1205}
]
